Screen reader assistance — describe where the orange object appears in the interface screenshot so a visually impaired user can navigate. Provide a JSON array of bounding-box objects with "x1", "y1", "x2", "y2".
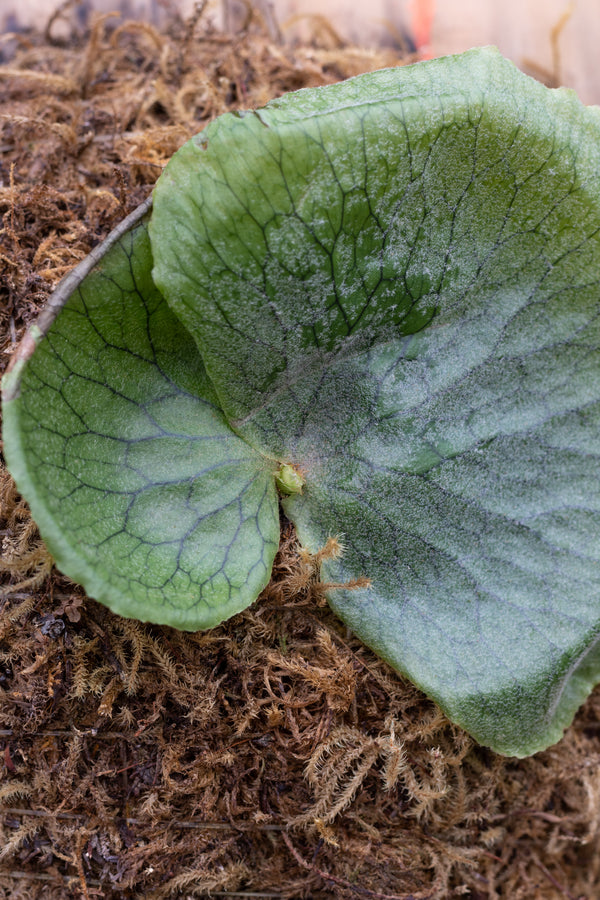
[{"x1": 410, "y1": 0, "x2": 435, "y2": 57}]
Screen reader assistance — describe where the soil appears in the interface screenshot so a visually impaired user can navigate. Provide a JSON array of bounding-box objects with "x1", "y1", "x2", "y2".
[{"x1": 1, "y1": 5, "x2": 600, "y2": 898}]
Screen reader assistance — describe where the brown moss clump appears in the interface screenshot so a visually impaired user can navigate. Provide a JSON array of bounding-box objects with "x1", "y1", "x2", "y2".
[{"x1": 1, "y1": 5, "x2": 600, "y2": 898}]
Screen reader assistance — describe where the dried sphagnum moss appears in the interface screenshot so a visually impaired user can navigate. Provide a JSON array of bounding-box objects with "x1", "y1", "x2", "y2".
[{"x1": 1, "y1": 4, "x2": 600, "y2": 898}]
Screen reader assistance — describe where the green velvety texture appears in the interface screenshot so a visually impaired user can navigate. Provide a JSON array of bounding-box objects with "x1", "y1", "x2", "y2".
[{"x1": 5, "y1": 47, "x2": 600, "y2": 755}]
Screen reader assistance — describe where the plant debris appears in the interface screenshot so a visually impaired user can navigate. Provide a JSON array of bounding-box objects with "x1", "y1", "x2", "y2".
[{"x1": 1, "y1": 4, "x2": 600, "y2": 898}]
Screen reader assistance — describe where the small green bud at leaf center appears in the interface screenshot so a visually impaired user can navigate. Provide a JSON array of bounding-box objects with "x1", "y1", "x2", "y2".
[{"x1": 275, "y1": 464, "x2": 304, "y2": 495}]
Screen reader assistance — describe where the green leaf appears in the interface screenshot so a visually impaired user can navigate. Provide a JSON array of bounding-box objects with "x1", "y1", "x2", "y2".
[
  {"x1": 2, "y1": 209, "x2": 280, "y2": 630},
  {"x1": 150, "y1": 47, "x2": 600, "y2": 754},
  {"x1": 5, "y1": 47, "x2": 600, "y2": 755},
  {"x1": 281, "y1": 343, "x2": 600, "y2": 756}
]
